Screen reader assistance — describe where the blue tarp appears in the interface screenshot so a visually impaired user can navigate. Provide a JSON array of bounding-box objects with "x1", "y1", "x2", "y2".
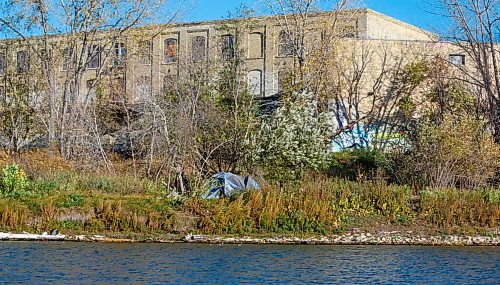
[{"x1": 202, "y1": 172, "x2": 260, "y2": 199}]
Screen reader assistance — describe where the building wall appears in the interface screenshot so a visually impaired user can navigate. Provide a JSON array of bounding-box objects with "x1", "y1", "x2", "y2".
[
  {"x1": 0, "y1": 9, "x2": 454, "y2": 103},
  {"x1": 364, "y1": 10, "x2": 437, "y2": 41}
]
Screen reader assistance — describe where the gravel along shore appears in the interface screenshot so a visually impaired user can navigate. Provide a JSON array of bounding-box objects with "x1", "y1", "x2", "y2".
[
  {"x1": 182, "y1": 232, "x2": 500, "y2": 246},
  {"x1": 2, "y1": 231, "x2": 498, "y2": 246}
]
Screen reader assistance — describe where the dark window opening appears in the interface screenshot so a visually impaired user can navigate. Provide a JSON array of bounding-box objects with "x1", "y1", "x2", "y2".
[
  {"x1": 62, "y1": 48, "x2": 73, "y2": 71},
  {"x1": 0, "y1": 52, "x2": 6, "y2": 75},
  {"x1": 222, "y1": 35, "x2": 235, "y2": 60},
  {"x1": 191, "y1": 36, "x2": 206, "y2": 63},
  {"x1": 87, "y1": 45, "x2": 101, "y2": 69},
  {"x1": 278, "y1": 31, "x2": 294, "y2": 57},
  {"x1": 17, "y1": 50, "x2": 29, "y2": 73},
  {"x1": 342, "y1": 26, "x2": 357, "y2": 38}
]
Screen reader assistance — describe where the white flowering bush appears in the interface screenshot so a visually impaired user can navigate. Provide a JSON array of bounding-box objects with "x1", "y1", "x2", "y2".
[{"x1": 248, "y1": 92, "x2": 335, "y2": 181}]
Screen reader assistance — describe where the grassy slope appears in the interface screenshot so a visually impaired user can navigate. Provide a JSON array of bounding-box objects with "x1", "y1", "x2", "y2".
[{"x1": 0, "y1": 171, "x2": 498, "y2": 238}]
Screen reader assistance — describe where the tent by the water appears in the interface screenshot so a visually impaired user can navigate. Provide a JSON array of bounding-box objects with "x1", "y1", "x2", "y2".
[{"x1": 202, "y1": 172, "x2": 260, "y2": 199}]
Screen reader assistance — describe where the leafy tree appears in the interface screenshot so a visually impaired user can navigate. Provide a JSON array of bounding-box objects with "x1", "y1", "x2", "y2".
[{"x1": 249, "y1": 92, "x2": 335, "y2": 182}]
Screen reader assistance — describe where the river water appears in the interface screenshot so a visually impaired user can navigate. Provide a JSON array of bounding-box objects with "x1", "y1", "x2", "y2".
[{"x1": 0, "y1": 242, "x2": 498, "y2": 284}]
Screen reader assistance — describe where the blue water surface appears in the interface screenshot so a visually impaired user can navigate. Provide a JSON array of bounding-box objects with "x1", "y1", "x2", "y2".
[{"x1": 0, "y1": 242, "x2": 498, "y2": 284}]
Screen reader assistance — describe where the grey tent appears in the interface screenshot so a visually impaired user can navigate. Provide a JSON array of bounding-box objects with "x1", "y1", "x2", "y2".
[{"x1": 202, "y1": 172, "x2": 260, "y2": 199}]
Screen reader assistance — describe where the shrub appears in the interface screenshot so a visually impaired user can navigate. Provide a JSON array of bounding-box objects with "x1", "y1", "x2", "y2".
[
  {"x1": 327, "y1": 149, "x2": 387, "y2": 181},
  {"x1": 0, "y1": 163, "x2": 30, "y2": 197},
  {"x1": 249, "y1": 92, "x2": 334, "y2": 182},
  {"x1": 62, "y1": 194, "x2": 85, "y2": 208},
  {"x1": 399, "y1": 118, "x2": 500, "y2": 189}
]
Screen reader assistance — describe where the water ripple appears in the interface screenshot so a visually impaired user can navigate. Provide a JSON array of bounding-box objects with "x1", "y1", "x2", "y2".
[{"x1": 0, "y1": 242, "x2": 498, "y2": 284}]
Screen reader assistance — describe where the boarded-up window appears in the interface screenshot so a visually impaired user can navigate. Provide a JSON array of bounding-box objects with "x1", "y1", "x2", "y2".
[
  {"x1": 248, "y1": 33, "x2": 263, "y2": 58},
  {"x1": 139, "y1": 40, "x2": 152, "y2": 65},
  {"x1": 277, "y1": 70, "x2": 291, "y2": 93},
  {"x1": 305, "y1": 30, "x2": 322, "y2": 51},
  {"x1": 113, "y1": 42, "x2": 126, "y2": 67},
  {"x1": 87, "y1": 45, "x2": 100, "y2": 69},
  {"x1": 136, "y1": 76, "x2": 151, "y2": 97},
  {"x1": 278, "y1": 31, "x2": 294, "y2": 57},
  {"x1": 164, "y1": 38, "x2": 178, "y2": 63},
  {"x1": 86, "y1": 79, "x2": 96, "y2": 98},
  {"x1": 222, "y1": 35, "x2": 235, "y2": 60},
  {"x1": 0, "y1": 52, "x2": 5, "y2": 75},
  {"x1": 17, "y1": 50, "x2": 29, "y2": 73},
  {"x1": 191, "y1": 36, "x2": 206, "y2": 63},
  {"x1": 62, "y1": 48, "x2": 73, "y2": 71},
  {"x1": 111, "y1": 77, "x2": 125, "y2": 100},
  {"x1": 248, "y1": 70, "x2": 262, "y2": 96}
]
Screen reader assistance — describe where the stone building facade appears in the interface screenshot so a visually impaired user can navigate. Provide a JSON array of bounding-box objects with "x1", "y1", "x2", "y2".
[{"x1": 0, "y1": 9, "x2": 469, "y2": 102}]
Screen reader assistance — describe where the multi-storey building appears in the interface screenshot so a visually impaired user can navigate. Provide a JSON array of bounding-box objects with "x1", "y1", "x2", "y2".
[{"x1": 0, "y1": 9, "x2": 469, "y2": 102}]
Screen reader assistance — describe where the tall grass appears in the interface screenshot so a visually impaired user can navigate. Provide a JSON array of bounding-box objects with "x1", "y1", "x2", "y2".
[
  {"x1": 419, "y1": 188, "x2": 499, "y2": 230},
  {"x1": 190, "y1": 177, "x2": 498, "y2": 235},
  {"x1": 0, "y1": 171, "x2": 497, "y2": 235}
]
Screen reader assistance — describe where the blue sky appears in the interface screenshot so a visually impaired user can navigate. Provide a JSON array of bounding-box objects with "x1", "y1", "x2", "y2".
[{"x1": 181, "y1": 0, "x2": 447, "y2": 33}]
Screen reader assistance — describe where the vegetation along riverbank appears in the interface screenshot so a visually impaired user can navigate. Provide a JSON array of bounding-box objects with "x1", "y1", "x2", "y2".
[{"x1": 0, "y1": 151, "x2": 498, "y2": 246}]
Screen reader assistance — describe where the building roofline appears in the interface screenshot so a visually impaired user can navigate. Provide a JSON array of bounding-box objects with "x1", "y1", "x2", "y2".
[
  {"x1": 0, "y1": 8, "x2": 437, "y2": 43},
  {"x1": 363, "y1": 8, "x2": 437, "y2": 40}
]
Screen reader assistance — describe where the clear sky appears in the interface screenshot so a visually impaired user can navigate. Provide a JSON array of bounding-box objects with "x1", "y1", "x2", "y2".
[{"x1": 180, "y1": 0, "x2": 447, "y2": 33}]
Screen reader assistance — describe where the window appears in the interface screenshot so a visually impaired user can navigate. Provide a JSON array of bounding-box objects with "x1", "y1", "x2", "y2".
[
  {"x1": 277, "y1": 70, "x2": 291, "y2": 93},
  {"x1": 87, "y1": 45, "x2": 101, "y2": 69},
  {"x1": 111, "y1": 77, "x2": 125, "y2": 100},
  {"x1": 222, "y1": 35, "x2": 235, "y2": 60},
  {"x1": 278, "y1": 31, "x2": 294, "y2": 57},
  {"x1": 87, "y1": 79, "x2": 96, "y2": 97},
  {"x1": 163, "y1": 75, "x2": 173, "y2": 89},
  {"x1": 341, "y1": 26, "x2": 357, "y2": 38},
  {"x1": 449, "y1": 54, "x2": 465, "y2": 65},
  {"x1": 0, "y1": 52, "x2": 5, "y2": 75},
  {"x1": 163, "y1": 69, "x2": 178, "y2": 90},
  {"x1": 0, "y1": 86, "x2": 4, "y2": 98},
  {"x1": 17, "y1": 50, "x2": 29, "y2": 73},
  {"x1": 248, "y1": 33, "x2": 263, "y2": 58},
  {"x1": 62, "y1": 47, "x2": 73, "y2": 71},
  {"x1": 164, "y1": 38, "x2": 178, "y2": 63},
  {"x1": 139, "y1": 40, "x2": 152, "y2": 65},
  {"x1": 136, "y1": 76, "x2": 151, "y2": 97},
  {"x1": 248, "y1": 69, "x2": 263, "y2": 97},
  {"x1": 191, "y1": 36, "x2": 206, "y2": 63},
  {"x1": 113, "y1": 42, "x2": 126, "y2": 67}
]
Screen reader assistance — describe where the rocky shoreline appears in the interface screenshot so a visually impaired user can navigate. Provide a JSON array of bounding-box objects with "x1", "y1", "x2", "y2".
[
  {"x1": 3, "y1": 231, "x2": 497, "y2": 246},
  {"x1": 181, "y1": 232, "x2": 500, "y2": 246}
]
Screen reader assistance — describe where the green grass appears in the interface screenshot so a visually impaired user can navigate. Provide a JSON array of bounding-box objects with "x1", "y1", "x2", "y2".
[{"x1": 0, "y1": 172, "x2": 498, "y2": 236}]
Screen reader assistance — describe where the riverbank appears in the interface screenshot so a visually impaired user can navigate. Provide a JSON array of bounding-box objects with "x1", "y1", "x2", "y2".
[
  {"x1": 180, "y1": 232, "x2": 500, "y2": 246},
  {"x1": 1, "y1": 176, "x2": 498, "y2": 241},
  {"x1": 0, "y1": 158, "x2": 498, "y2": 242},
  {"x1": 2, "y1": 231, "x2": 499, "y2": 246}
]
